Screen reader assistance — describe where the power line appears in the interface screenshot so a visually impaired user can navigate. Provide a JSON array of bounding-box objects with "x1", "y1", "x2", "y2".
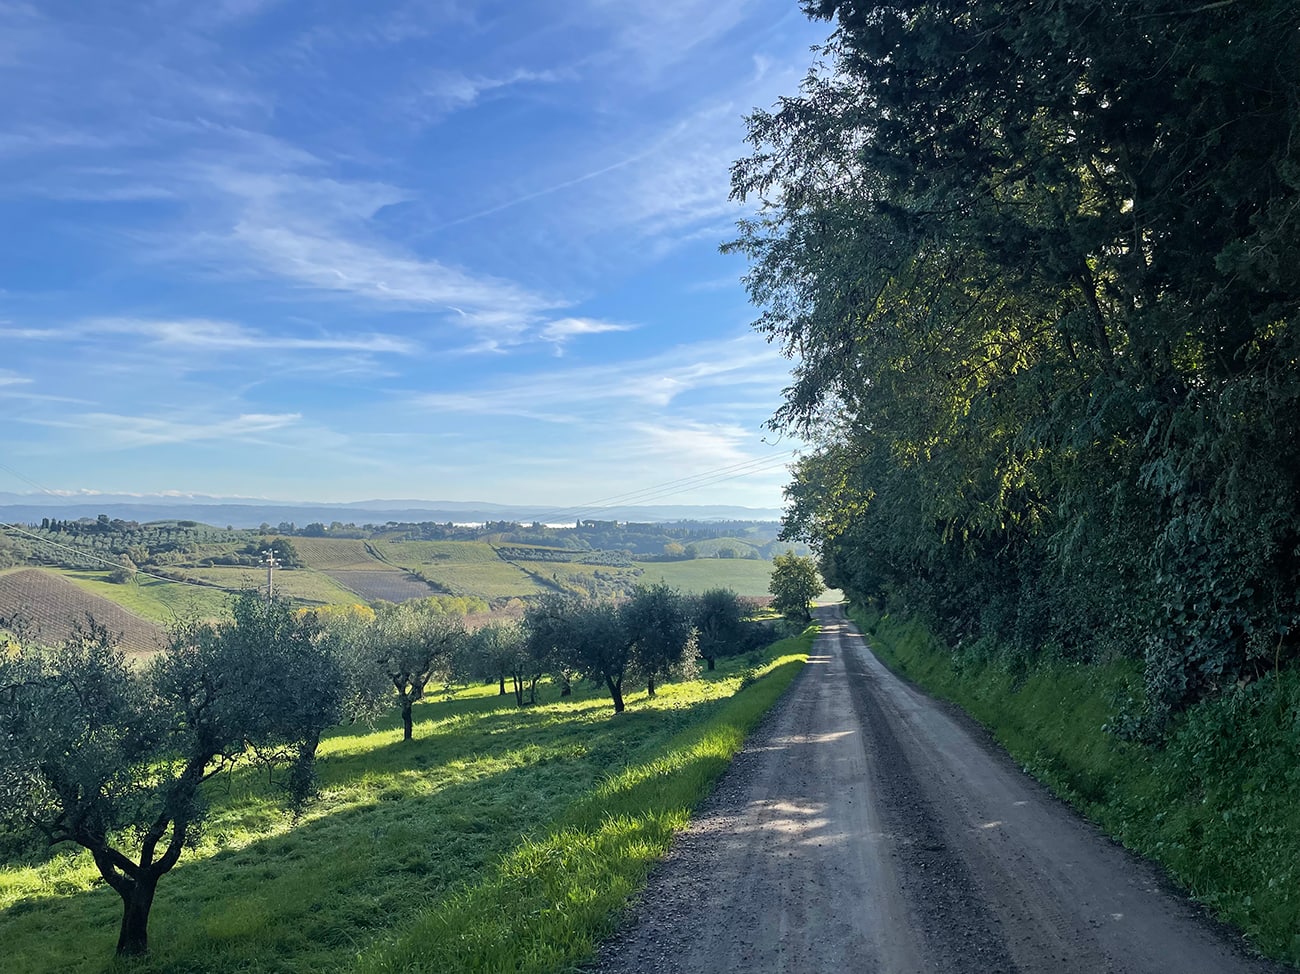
[{"x1": 0, "y1": 461, "x2": 59, "y2": 497}]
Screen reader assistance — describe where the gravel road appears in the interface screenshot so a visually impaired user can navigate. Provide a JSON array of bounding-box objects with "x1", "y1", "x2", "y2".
[{"x1": 586, "y1": 603, "x2": 1288, "y2": 974}]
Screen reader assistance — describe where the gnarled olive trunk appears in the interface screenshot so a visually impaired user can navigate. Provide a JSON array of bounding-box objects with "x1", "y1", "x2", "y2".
[
  {"x1": 401, "y1": 701, "x2": 414, "y2": 741},
  {"x1": 705, "y1": 655, "x2": 716, "y2": 671},
  {"x1": 606, "y1": 675, "x2": 625, "y2": 713},
  {"x1": 647, "y1": 673, "x2": 656, "y2": 697},
  {"x1": 116, "y1": 873, "x2": 160, "y2": 956}
]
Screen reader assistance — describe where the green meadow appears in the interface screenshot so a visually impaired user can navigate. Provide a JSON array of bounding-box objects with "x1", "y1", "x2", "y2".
[
  {"x1": 0, "y1": 630, "x2": 812, "y2": 974},
  {"x1": 61, "y1": 569, "x2": 231, "y2": 624},
  {"x1": 632, "y1": 558, "x2": 776, "y2": 596}
]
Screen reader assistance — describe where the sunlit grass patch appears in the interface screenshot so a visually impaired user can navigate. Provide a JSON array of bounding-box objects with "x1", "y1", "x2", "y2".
[
  {"x1": 0, "y1": 631, "x2": 811, "y2": 974},
  {"x1": 356, "y1": 640, "x2": 812, "y2": 974}
]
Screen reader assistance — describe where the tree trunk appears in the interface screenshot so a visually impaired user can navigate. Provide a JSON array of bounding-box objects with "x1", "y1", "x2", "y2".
[
  {"x1": 499, "y1": 675, "x2": 506, "y2": 695},
  {"x1": 512, "y1": 673, "x2": 525, "y2": 706},
  {"x1": 647, "y1": 672, "x2": 656, "y2": 697},
  {"x1": 116, "y1": 873, "x2": 159, "y2": 956},
  {"x1": 706, "y1": 655, "x2": 716, "y2": 671},
  {"x1": 401, "y1": 701, "x2": 414, "y2": 741},
  {"x1": 606, "y1": 675, "x2": 625, "y2": 714}
]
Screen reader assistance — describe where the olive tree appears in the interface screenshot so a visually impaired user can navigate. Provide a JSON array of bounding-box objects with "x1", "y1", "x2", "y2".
[
  {"x1": 469, "y1": 621, "x2": 535, "y2": 706},
  {"x1": 525, "y1": 595, "x2": 631, "y2": 713},
  {"x1": 0, "y1": 597, "x2": 337, "y2": 959},
  {"x1": 371, "y1": 603, "x2": 467, "y2": 741},
  {"x1": 692, "y1": 588, "x2": 745, "y2": 670},
  {"x1": 621, "y1": 583, "x2": 695, "y2": 696}
]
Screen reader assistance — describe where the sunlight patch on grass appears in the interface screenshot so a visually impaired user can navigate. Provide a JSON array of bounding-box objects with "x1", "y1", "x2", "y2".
[{"x1": 0, "y1": 633, "x2": 811, "y2": 974}]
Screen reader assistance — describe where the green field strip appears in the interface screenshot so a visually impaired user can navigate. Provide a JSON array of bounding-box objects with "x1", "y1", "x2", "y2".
[{"x1": 632, "y1": 558, "x2": 776, "y2": 596}]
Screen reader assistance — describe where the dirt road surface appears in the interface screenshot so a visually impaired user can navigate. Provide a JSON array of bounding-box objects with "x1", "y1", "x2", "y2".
[{"x1": 587, "y1": 604, "x2": 1287, "y2": 974}]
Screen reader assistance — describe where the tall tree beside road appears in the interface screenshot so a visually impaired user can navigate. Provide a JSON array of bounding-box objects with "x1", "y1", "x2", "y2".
[
  {"x1": 729, "y1": 0, "x2": 1300, "y2": 715},
  {"x1": 769, "y1": 552, "x2": 822, "y2": 623}
]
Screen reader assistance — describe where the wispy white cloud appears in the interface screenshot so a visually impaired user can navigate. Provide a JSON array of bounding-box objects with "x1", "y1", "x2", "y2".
[
  {"x1": 3, "y1": 318, "x2": 417, "y2": 355},
  {"x1": 585, "y1": 0, "x2": 753, "y2": 79},
  {"x1": 229, "y1": 219, "x2": 557, "y2": 323},
  {"x1": 28, "y1": 411, "x2": 302, "y2": 449},
  {"x1": 406, "y1": 67, "x2": 561, "y2": 124},
  {"x1": 119, "y1": 158, "x2": 574, "y2": 343},
  {"x1": 627, "y1": 420, "x2": 753, "y2": 464},
  {"x1": 409, "y1": 334, "x2": 788, "y2": 419},
  {"x1": 288, "y1": 2, "x2": 471, "y2": 57},
  {"x1": 539, "y1": 317, "x2": 635, "y2": 344}
]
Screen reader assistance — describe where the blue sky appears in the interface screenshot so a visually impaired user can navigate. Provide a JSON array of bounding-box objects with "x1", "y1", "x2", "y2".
[{"x1": 0, "y1": 1, "x2": 829, "y2": 508}]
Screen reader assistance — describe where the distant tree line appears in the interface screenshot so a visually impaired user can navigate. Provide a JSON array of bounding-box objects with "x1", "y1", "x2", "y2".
[{"x1": 13, "y1": 516, "x2": 803, "y2": 581}]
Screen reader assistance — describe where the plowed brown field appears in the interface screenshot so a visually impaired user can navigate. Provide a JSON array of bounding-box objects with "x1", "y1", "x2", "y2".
[{"x1": 0, "y1": 568, "x2": 164, "y2": 656}]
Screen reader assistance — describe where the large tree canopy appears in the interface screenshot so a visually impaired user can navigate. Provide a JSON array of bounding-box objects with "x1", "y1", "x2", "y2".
[
  {"x1": 729, "y1": 0, "x2": 1300, "y2": 717},
  {"x1": 0, "y1": 596, "x2": 339, "y2": 958}
]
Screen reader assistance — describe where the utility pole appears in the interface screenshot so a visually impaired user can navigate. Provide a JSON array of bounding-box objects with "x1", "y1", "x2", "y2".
[{"x1": 262, "y1": 549, "x2": 279, "y2": 601}]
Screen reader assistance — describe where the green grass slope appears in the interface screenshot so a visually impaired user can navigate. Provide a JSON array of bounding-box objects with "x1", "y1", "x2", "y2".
[
  {"x1": 288, "y1": 538, "x2": 387, "y2": 571},
  {"x1": 0, "y1": 631, "x2": 812, "y2": 974},
  {"x1": 172, "y1": 565, "x2": 361, "y2": 604},
  {"x1": 61, "y1": 569, "x2": 230, "y2": 624},
  {"x1": 384, "y1": 541, "x2": 548, "y2": 599}
]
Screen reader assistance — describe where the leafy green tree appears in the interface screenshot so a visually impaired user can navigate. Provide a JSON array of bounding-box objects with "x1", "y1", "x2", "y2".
[
  {"x1": 109, "y1": 555, "x2": 136, "y2": 584},
  {"x1": 0, "y1": 605, "x2": 336, "y2": 959},
  {"x1": 622, "y1": 583, "x2": 696, "y2": 696},
  {"x1": 522, "y1": 593, "x2": 579, "y2": 705},
  {"x1": 729, "y1": 0, "x2": 1300, "y2": 713},
  {"x1": 469, "y1": 622, "x2": 532, "y2": 704},
  {"x1": 371, "y1": 604, "x2": 466, "y2": 741},
  {"x1": 769, "y1": 552, "x2": 821, "y2": 623},
  {"x1": 525, "y1": 595, "x2": 631, "y2": 713},
  {"x1": 241, "y1": 537, "x2": 301, "y2": 567},
  {"x1": 311, "y1": 606, "x2": 391, "y2": 730},
  {"x1": 693, "y1": 588, "x2": 745, "y2": 671}
]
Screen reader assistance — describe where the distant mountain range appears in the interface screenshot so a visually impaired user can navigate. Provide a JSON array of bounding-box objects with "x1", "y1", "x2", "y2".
[{"x1": 0, "y1": 492, "x2": 783, "y2": 528}]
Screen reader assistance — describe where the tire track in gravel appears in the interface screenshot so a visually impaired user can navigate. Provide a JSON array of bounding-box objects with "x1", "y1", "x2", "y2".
[{"x1": 586, "y1": 604, "x2": 1289, "y2": 974}]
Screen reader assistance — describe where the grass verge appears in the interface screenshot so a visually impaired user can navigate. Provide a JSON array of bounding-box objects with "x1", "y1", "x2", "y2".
[
  {"x1": 852, "y1": 606, "x2": 1300, "y2": 966},
  {"x1": 354, "y1": 637, "x2": 811, "y2": 974}
]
